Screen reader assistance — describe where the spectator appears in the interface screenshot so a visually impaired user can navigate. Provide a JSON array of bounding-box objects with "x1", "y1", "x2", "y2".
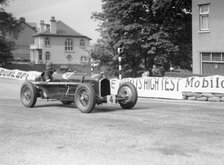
[
  {"x1": 151, "y1": 64, "x2": 160, "y2": 76},
  {"x1": 158, "y1": 65, "x2": 165, "y2": 77},
  {"x1": 142, "y1": 71, "x2": 150, "y2": 77},
  {"x1": 170, "y1": 66, "x2": 174, "y2": 72}
]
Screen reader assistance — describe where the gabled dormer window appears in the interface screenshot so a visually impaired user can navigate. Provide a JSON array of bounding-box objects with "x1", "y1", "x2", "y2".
[
  {"x1": 45, "y1": 37, "x2": 50, "y2": 46},
  {"x1": 65, "y1": 38, "x2": 73, "y2": 52},
  {"x1": 80, "y1": 39, "x2": 85, "y2": 47}
]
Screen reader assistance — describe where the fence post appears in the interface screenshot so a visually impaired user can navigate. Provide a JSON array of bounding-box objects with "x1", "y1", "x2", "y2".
[
  {"x1": 90, "y1": 58, "x2": 94, "y2": 74},
  {"x1": 117, "y1": 47, "x2": 123, "y2": 80}
]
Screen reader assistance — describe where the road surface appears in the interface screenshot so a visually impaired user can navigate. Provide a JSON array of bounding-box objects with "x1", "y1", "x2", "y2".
[{"x1": 0, "y1": 78, "x2": 224, "y2": 165}]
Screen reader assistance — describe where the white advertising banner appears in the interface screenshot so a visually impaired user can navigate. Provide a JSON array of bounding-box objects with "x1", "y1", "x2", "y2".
[
  {"x1": 180, "y1": 75, "x2": 224, "y2": 93},
  {"x1": 0, "y1": 67, "x2": 41, "y2": 81},
  {"x1": 110, "y1": 75, "x2": 224, "y2": 99},
  {"x1": 110, "y1": 77, "x2": 183, "y2": 99}
]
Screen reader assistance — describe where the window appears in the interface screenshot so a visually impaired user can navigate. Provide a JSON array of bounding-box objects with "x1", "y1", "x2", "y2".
[
  {"x1": 38, "y1": 49, "x2": 42, "y2": 60},
  {"x1": 199, "y1": 4, "x2": 209, "y2": 31},
  {"x1": 45, "y1": 52, "x2": 50, "y2": 61},
  {"x1": 39, "y1": 54, "x2": 42, "y2": 60},
  {"x1": 66, "y1": 55, "x2": 73, "y2": 62},
  {"x1": 65, "y1": 38, "x2": 73, "y2": 52},
  {"x1": 81, "y1": 56, "x2": 87, "y2": 62},
  {"x1": 201, "y1": 53, "x2": 224, "y2": 62},
  {"x1": 202, "y1": 53, "x2": 211, "y2": 61},
  {"x1": 45, "y1": 37, "x2": 50, "y2": 46},
  {"x1": 80, "y1": 39, "x2": 85, "y2": 47},
  {"x1": 212, "y1": 53, "x2": 221, "y2": 61}
]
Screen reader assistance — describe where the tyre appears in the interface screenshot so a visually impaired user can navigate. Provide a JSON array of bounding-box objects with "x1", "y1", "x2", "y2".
[
  {"x1": 117, "y1": 82, "x2": 138, "y2": 109},
  {"x1": 74, "y1": 83, "x2": 96, "y2": 113},
  {"x1": 61, "y1": 101, "x2": 73, "y2": 105},
  {"x1": 20, "y1": 81, "x2": 37, "y2": 107}
]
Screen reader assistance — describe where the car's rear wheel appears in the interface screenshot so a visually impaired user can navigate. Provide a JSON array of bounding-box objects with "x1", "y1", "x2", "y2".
[
  {"x1": 20, "y1": 81, "x2": 37, "y2": 107},
  {"x1": 117, "y1": 82, "x2": 138, "y2": 109},
  {"x1": 75, "y1": 83, "x2": 96, "y2": 113}
]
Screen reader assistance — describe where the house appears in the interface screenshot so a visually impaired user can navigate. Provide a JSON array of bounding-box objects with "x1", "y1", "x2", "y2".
[
  {"x1": 192, "y1": 0, "x2": 224, "y2": 75},
  {"x1": 10, "y1": 17, "x2": 37, "y2": 61},
  {"x1": 30, "y1": 17, "x2": 91, "y2": 65}
]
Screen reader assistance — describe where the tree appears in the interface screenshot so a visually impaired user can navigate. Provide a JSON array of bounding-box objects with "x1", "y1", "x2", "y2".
[
  {"x1": 91, "y1": 38, "x2": 117, "y2": 77},
  {"x1": 0, "y1": 38, "x2": 14, "y2": 67},
  {"x1": 92, "y1": 0, "x2": 150, "y2": 77},
  {"x1": 151, "y1": 0, "x2": 192, "y2": 70},
  {"x1": 0, "y1": 0, "x2": 21, "y2": 67},
  {"x1": 92, "y1": 0, "x2": 192, "y2": 77}
]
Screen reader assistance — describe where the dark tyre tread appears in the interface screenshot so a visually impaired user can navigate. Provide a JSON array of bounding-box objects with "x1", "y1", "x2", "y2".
[
  {"x1": 75, "y1": 83, "x2": 96, "y2": 113},
  {"x1": 117, "y1": 82, "x2": 138, "y2": 109},
  {"x1": 20, "y1": 81, "x2": 37, "y2": 107}
]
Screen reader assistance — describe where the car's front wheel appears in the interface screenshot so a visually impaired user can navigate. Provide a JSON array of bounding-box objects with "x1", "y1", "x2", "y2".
[
  {"x1": 74, "y1": 83, "x2": 96, "y2": 113},
  {"x1": 20, "y1": 81, "x2": 37, "y2": 107},
  {"x1": 117, "y1": 82, "x2": 138, "y2": 109}
]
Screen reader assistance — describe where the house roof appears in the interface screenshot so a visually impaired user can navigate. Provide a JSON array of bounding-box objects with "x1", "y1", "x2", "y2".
[
  {"x1": 33, "y1": 20, "x2": 91, "y2": 40},
  {"x1": 13, "y1": 17, "x2": 37, "y2": 33},
  {"x1": 15, "y1": 21, "x2": 37, "y2": 33},
  {"x1": 27, "y1": 22, "x2": 37, "y2": 29}
]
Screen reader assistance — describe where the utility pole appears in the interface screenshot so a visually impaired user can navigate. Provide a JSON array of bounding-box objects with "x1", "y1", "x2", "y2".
[{"x1": 117, "y1": 47, "x2": 123, "y2": 80}]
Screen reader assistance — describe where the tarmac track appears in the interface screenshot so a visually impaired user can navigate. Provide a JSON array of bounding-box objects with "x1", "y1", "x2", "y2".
[{"x1": 0, "y1": 78, "x2": 224, "y2": 165}]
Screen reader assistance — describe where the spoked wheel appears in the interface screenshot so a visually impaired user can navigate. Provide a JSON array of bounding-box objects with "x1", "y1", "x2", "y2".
[
  {"x1": 20, "y1": 81, "x2": 37, "y2": 107},
  {"x1": 117, "y1": 82, "x2": 138, "y2": 109},
  {"x1": 74, "y1": 83, "x2": 96, "y2": 113}
]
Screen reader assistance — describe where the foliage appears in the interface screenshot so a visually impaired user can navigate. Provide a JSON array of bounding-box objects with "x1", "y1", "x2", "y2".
[
  {"x1": 0, "y1": 0, "x2": 21, "y2": 67},
  {"x1": 91, "y1": 0, "x2": 192, "y2": 77},
  {"x1": 152, "y1": 0, "x2": 192, "y2": 70},
  {"x1": 91, "y1": 38, "x2": 117, "y2": 77},
  {"x1": 0, "y1": 38, "x2": 14, "y2": 67},
  {"x1": 0, "y1": 0, "x2": 9, "y2": 5}
]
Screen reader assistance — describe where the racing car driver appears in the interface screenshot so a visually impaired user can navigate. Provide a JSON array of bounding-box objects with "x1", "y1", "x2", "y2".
[{"x1": 44, "y1": 62, "x2": 54, "y2": 82}]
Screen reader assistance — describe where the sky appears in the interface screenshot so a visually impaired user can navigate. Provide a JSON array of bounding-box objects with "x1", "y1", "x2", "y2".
[{"x1": 5, "y1": 0, "x2": 102, "y2": 44}]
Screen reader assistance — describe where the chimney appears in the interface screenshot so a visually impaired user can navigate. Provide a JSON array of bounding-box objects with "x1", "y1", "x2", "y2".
[
  {"x1": 40, "y1": 20, "x2": 45, "y2": 32},
  {"x1": 46, "y1": 24, "x2": 50, "y2": 31},
  {"x1": 50, "y1": 16, "x2": 57, "y2": 33},
  {"x1": 20, "y1": 17, "x2": 25, "y2": 23}
]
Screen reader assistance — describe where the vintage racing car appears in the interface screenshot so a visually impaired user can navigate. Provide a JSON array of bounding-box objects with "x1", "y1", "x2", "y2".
[{"x1": 20, "y1": 72, "x2": 138, "y2": 113}]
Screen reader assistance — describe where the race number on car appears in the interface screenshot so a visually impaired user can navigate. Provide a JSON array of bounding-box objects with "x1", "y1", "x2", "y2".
[{"x1": 106, "y1": 95, "x2": 117, "y2": 105}]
